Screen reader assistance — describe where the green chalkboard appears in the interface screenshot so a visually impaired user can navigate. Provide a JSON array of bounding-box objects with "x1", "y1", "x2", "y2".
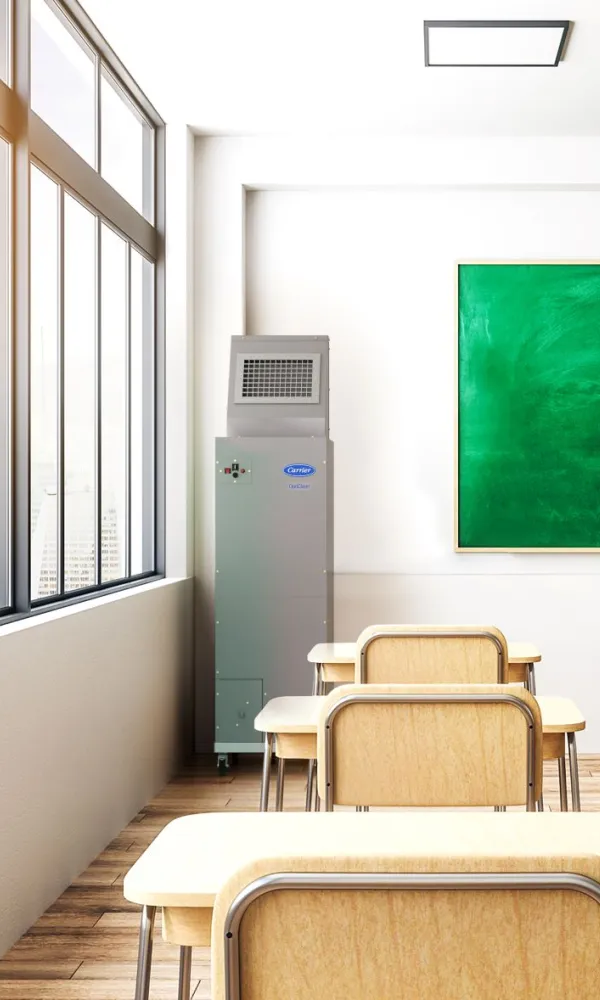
[{"x1": 458, "y1": 263, "x2": 600, "y2": 550}]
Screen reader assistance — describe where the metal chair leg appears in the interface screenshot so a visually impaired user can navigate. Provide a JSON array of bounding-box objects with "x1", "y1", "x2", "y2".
[
  {"x1": 305, "y1": 759, "x2": 315, "y2": 811},
  {"x1": 527, "y1": 662, "x2": 537, "y2": 695},
  {"x1": 276, "y1": 757, "x2": 285, "y2": 811},
  {"x1": 178, "y1": 946, "x2": 192, "y2": 1000},
  {"x1": 134, "y1": 905, "x2": 156, "y2": 1000},
  {"x1": 494, "y1": 805, "x2": 507, "y2": 812},
  {"x1": 558, "y1": 756, "x2": 568, "y2": 811},
  {"x1": 537, "y1": 795, "x2": 544, "y2": 812},
  {"x1": 568, "y1": 732, "x2": 581, "y2": 811},
  {"x1": 259, "y1": 733, "x2": 273, "y2": 812}
]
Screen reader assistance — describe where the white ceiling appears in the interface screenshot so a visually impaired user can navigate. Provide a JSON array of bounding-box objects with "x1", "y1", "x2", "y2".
[{"x1": 82, "y1": 0, "x2": 600, "y2": 135}]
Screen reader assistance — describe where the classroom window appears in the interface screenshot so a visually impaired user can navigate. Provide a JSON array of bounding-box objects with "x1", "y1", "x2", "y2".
[
  {"x1": 101, "y1": 68, "x2": 154, "y2": 220},
  {"x1": 63, "y1": 193, "x2": 97, "y2": 592},
  {"x1": 0, "y1": 0, "x2": 164, "y2": 622},
  {"x1": 31, "y1": 0, "x2": 96, "y2": 166},
  {"x1": 30, "y1": 166, "x2": 60, "y2": 599}
]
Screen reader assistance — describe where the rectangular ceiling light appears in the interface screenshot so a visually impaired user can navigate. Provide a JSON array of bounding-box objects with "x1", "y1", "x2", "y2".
[{"x1": 424, "y1": 21, "x2": 570, "y2": 67}]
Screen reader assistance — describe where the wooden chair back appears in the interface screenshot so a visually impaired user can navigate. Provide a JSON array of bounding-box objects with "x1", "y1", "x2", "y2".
[
  {"x1": 355, "y1": 625, "x2": 509, "y2": 684},
  {"x1": 316, "y1": 683, "x2": 542, "y2": 808},
  {"x1": 213, "y1": 855, "x2": 600, "y2": 1000}
]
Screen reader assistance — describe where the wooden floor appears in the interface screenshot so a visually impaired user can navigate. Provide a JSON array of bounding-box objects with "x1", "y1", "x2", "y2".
[{"x1": 1, "y1": 753, "x2": 600, "y2": 999}]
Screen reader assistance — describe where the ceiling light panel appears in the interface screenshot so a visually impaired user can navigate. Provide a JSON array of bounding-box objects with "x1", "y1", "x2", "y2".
[{"x1": 424, "y1": 21, "x2": 570, "y2": 68}]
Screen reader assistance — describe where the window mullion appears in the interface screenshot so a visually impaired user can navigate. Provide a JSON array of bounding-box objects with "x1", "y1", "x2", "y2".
[
  {"x1": 57, "y1": 183, "x2": 65, "y2": 595},
  {"x1": 11, "y1": 0, "x2": 30, "y2": 612},
  {"x1": 95, "y1": 215, "x2": 101, "y2": 586},
  {"x1": 94, "y1": 52, "x2": 100, "y2": 173},
  {"x1": 153, "y1": 125, "x2": 165, "y2": 576},
  {"x1": 125, "y1": 242, "x2": 131, "y2": 579}
]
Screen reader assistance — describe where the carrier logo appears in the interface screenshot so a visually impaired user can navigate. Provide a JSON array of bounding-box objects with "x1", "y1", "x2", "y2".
[{"x1": 284, "y1": 464, "x2": 316, "y2": 478}]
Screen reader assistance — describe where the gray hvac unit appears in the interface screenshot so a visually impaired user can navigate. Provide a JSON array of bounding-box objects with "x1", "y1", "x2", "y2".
[{"x1": 214, "y1": 336, "x2": 333, "y2": 769}]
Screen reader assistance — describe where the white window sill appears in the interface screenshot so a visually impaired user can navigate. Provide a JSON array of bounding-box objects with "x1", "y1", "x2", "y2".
[{"x1": 0, "y1": 577, "x2": 189, "y2": 638}]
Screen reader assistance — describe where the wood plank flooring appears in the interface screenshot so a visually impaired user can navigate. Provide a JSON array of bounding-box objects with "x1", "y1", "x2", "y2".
[{"x1": 1, "y1": 753, "x2": 600, "y2": 999}]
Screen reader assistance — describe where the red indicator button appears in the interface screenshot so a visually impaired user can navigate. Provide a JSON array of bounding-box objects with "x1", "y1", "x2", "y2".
[
  {"x1": 224, "y1": 468, "x2": 231, "y2": 474},
  {"x1": 240, "y1": 468, "x2": 246, "y2": 474}
]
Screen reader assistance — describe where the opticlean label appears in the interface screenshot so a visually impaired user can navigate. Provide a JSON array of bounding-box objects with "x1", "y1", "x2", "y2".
[{"x1": 283, "y1": 464, "x2": 316, "y2": 477}]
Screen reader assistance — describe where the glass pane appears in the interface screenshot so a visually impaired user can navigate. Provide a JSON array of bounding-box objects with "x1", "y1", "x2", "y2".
[
  {"x1": 0, "y1": 0, "x2": 9, "y2": 84},
  {"x1": 0, "y1": 138, "x2": 9, "y2": 609},
  {"x1": 64, "y1": 194, "x2": 96, "y2": 593},
  {"x1": 31, "y1": 0, "x2": 95, "y2": 166},
  {"x1": 30, "y1": 166, "x2": 59, "y2": 600},
  {"x1": 130, "y1": 249, "x2": 154, "y2": 575},
  {"x1": 101, "y1": 69, "x2": 153, "y2": 219},
  {"x1": 101, "y1": 223, "x2": 127, "y2": 583}
]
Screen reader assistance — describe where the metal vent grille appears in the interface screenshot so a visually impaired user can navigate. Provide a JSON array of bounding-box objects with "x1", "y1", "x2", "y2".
[{"x1": 234, "y1": 353, "x2": 321, "y2": 404}]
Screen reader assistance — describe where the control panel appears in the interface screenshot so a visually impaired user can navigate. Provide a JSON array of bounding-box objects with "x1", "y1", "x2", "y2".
[{"x1": 218, "y1": 457, "x2": 253, "y2": 485}]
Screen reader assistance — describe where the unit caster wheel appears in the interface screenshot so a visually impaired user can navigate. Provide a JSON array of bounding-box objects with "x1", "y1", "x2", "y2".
[{"x1": 216, "y1": 753, "x2": 230, "y2": 776}]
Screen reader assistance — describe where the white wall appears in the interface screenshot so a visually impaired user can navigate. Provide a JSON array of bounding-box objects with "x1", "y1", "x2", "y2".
[
  {"x1": 0, "y1": 579, "x2": 193, "y2": 955},
  {"x1": 194, "y1": 136, "x2": 600, "y2": 751}
]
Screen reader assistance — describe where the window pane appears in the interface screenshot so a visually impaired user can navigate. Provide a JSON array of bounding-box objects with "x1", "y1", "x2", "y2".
[
  {"x1": 130, "y1": 249, "x2": 154, "y2": 575},
  {"x1": 31, "y1": 0, "x2": 95, "y2": 166},
  {"x1": 64, "y1": 194, "x2": 96, "y2": 593},
  {"x1": 101, "y1": 224, "x2": 127, "y2": 583},
  {"x1": 30, "y1": 166, "x2": 59, "y2": 600},
  {"x1": 0, "y1": 138, "x2": 9, "y2": 609},
  {"x1": 101, "y1": 69, "x2": 153, "y2": 219},
  {"x1": 0, "y1": 0, "x2": 8, "y2": 84}
]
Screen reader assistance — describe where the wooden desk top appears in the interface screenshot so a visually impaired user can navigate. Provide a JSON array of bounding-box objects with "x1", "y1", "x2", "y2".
[
  {"x1": 123, "y1": 812, "x2": 600, "y2": 908},
  {"x1": 308, "y1": 641, "x2": 542, "y2": 665},
  {"x1": 535, "y1": 696, "x2": 586, "y2": 733},
  {"x1": 254, "y1": 693, "x2": 585, "y2": 735}
]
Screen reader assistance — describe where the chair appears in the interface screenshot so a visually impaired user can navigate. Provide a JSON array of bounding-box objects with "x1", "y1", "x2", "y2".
[
  {"x1": 211, "y1": 844, "x2": 600, "y2": 1000},
  {"x1": 352, "y1": 627, "x2": 579, "y2": 809},
  {"x1": 316, "y1": 683, "x2": 543, "y2": 811},
  {"x1": 354, "y1": 624, "x2": 510, "y2": 684}
]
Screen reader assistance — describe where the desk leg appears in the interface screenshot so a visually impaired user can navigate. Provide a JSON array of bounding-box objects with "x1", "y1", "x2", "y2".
[
  {"x1": 305, "y1": 663, "x2": 323, "y2": 811},
  {"x1": 276, "y1": 757, "x2": 286, "y2": 811},
  {"x1": 558, "y1": 757, "x2": 568, "y2": 811},
  {"x1": 305, "y1": 759, "x2": 315, "y2": 811},
  {"x1": 312, "y1": 663, "x2": 320, "y2": 696},
  {"x1": 134, "y1": 905, "x2": 156, "y2": 1000},
  {"x1": 178, "y1": 946, "x2": 192, "y2": 1000},
  {"x1": 259, "y1": 733, "x2": 273, "y2": 812},
  {"x1": 568, "y1": 732, "x2": 581, "y2": 811},
  {"x1": 526, "y1": 663, "x2": 536, "y2": 695},
  {"x1": 317, "y1": 662, "x2": 325, "y2": 695}
]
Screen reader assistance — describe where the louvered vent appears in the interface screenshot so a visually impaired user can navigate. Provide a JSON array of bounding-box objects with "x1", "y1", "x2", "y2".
[{"x1": 234, "y1": 353, "x2": 321, "y2": 404}]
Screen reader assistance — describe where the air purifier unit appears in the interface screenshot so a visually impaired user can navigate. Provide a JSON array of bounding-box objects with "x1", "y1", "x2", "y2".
[{"x1": 214, "y1": 336, "x2": 333, "y2": 769}]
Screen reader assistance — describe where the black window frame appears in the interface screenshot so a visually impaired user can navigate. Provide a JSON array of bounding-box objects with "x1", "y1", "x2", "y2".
[{"x1": 0, "y1": 0, "x2": 165, "y2": 624}]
